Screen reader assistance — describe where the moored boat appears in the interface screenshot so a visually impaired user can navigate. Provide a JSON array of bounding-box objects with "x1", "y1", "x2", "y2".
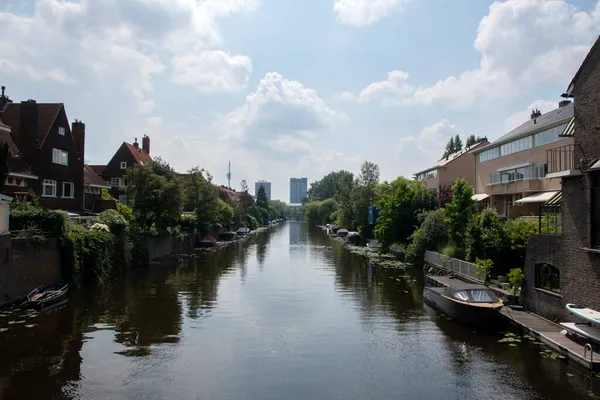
[
  {"x1": 236, "y1": 227, "x2": 250, "y2": 236},
  {"x1": 423, "y1": 283, "x2": 503, "y2": 326},
  {"x1": 336, "y1": 228, "x2": 349, "y2": 238},
  {"x1": 219, "y1": 231, "x2": 237, "y2": 241},
  {"x1": 347, "y1": 231, "x2": 362, "y2": 244},
  {"x1": 198, "y1": 236, "x2": 217, "y2": 248},
  {"x1": 566, "y1": 304, "x2": 600, "y2": 325},
  {"x1": 24, "y1": 282, "x2": 69, "y2": 308}
]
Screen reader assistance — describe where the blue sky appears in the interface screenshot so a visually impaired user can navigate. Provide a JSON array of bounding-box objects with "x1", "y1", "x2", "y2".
[{"x1": 1, "y1": 0, "x2": 599, "y2": 201}]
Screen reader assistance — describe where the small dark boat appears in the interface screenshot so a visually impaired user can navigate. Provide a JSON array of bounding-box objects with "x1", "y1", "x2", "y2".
[
  {"x1": 336, "y1": 228, "x2": 349, "y2": 238},
  {"x1": 423, "y1": 283, "x2": 503, "y2": 326},
  {"x1": 347, "y1": 231, "x2": 362, "y2": 244},
  {"x1": 219, "y1": 231, "x2": 237, "y2": 241},
  {"x1": 198, "y1": 236, "x2": 217, "y2": 248},
  {"x1": 237, "y1": 227, "x2": 250, "y2": 236},
  {"x1": 24, "y1": 282, "x2": 68, "y2": 308}
]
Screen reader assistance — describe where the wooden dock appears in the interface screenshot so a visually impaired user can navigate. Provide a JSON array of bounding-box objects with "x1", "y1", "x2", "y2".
[
  {"x1": 425, "y1": 274, "x2": 600, "y2": 370},
  {"x1": 499, "y1": 307, "x2": 600, "y2": 370}
]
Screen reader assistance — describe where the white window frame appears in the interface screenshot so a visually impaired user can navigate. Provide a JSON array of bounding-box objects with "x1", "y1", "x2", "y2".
[
  {"x1": 120, "y1": 161, "x2": 127, "y2": 170},
  {"x1": 111, "y1": 177, "x2": 126, "y2": 187},
  {"x1": 58, "y1": 126, "x2": 66, "y2": 136},
  {"x1": 42, "y1": 179, "x2": 57, "y2": 197},
  {"x1": 62, "y1": 182, "x2": 75, "y2": 199},
  {"x1": 52, "y1": 148, "x2": 68, "y2": 166}
]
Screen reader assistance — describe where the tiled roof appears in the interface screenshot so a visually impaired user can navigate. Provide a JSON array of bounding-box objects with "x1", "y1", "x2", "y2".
[
  {"x1": 413, "y1": 140, "x2": 488, "y2": 176},
  {"x1": 0, "y1": 102, "x2": 64, "y2": 149},
  {"x1": 124, "y1": 142, "x2": 152, "y2": 164},
  {"x1": 8, "y1": 157, "x2": 35, "y2": 176},
  {"x1": 89, "y1": 165, "x2": 106, "y2": 175},
  {"x1": 84, "y1": 165, "x2": 110, "y2": 188},
  {"x1": 475, "y1": 103, "x2": 574, "y2": 153},
  {"x1": 0, "y1": 128, "x2": 20, "y2": 156}
]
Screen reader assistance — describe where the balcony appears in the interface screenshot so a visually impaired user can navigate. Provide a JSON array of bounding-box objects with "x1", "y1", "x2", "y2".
[
  {"x1": 546, "y1": 144, "x2": 580, "y2": 178},
  {"x1": 486, "y1": 178, "x2": 544, "y2": 195}
]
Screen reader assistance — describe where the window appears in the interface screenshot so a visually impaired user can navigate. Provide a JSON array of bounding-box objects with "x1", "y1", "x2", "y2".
[
  {"x1": 111, "y1": 177, "x2": 125, "y2": 187},
  {"x1": 58, "y1": 127, "x2": 65, "y2": 136},
  {"x1": 500, "y1": 136, "x2": 533, "y2": 157},
  {"x1": 118, "y1": 195, "x2": 128, "y2": 205},
  {"x1": 52, "y1": 148, "x2": 68, "y2": 166},
  {"x1": 453, "y1": 291, "x2": 470, "y2": 301},
  {"x1": 535, "y1": 263, "x2": 560, "y2": 293},
  {"x1": 592, "y1": 172, "x2": 600, "y2": 248},
  {"x1": 534, "y1": 123, "x2": 568, "y2": 147},
  {"x1": 85, "y1": 187, "x2": 101, "y2": 194},
  {"x1": 468, "y1": 289, "x2": 496, "y2": 303},
  {"x1": 42, "y1": 179, "x2": 57, "y2": 197},
  {"x1": 479, "y1": 147, "x2": 500, "y2": 162},
  {"x1": 120, "y1": 161, "x2": 127, "y2": 170},
  {"x1": 62, "y1": 182, "x2": 74, "y2": 198},
  {"x1": 534, "y1": 163, "x2": 548, "y2": 179}
]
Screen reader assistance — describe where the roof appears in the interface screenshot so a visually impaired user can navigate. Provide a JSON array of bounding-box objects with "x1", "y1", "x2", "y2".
[
  {"x1": 475, "y1": 103, "x2": 574, "y2": 153},
  {"x1": 7, "y1": 157, "x2": 36, "y2": 177},
  {"x1": 414, "y1": 140, "x2": 489, "y2": 176},
  {"x1": 0, "y1": 128, "x2": 20, "y2": 156},
  {"x1": 84, "y1": 165, "x2": 110, "y2": 188},
  {"x1": 565, "y1": 36, "x2": 600, "y2": 97},
  {"x1": 545, "y1": 191, "x2": 562, "y2": 206},
  {"x1": 560, "y1": 117, "x2": 575, "y2": 137},
  {"x1": 124, "y1": 142, "x2": 152, "y2": 164},
  {"x1": 89, "y1": 165, "x2": 106, "y2": 175},
  {"x1": 0, "y1": 102, "x2": 64, "y2": 149}
]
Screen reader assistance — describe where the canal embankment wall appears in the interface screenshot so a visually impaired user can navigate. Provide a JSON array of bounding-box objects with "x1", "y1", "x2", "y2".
[{"x1": 0, "y1": 237, "x2": 62, "y2": 306}]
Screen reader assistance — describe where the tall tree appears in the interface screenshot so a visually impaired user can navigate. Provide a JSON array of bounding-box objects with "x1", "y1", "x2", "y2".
[
  {"x1": 306, "y1": 170, "x2": 354, "y2": 202},
  {"x1": 454, "y1": 134, "x2": 463, "y2": 151},
  {"x1": 445, "y1": 178, "x2": 476, "y2": 249},
  {"x1": 125, "y1": 161, "x2": 184, "y2": 232},
  {"x1": 186, "y1": 167, "x2": 220, "y2": 235},
  {"x1": 465, "y1": 134, "x2": 476, "y2": 147},
  {"x1": 352, "y1": 161, "x2": 380, "y2": 234},
  {"x1": 256, "y1": 185, "x2": 269, "y2": 210}
]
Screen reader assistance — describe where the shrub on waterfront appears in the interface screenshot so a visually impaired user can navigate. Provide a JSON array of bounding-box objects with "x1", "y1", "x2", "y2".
[
  {"x1": 475, "y1": 258, "x2": 493, "y2": 285},
  {"x1": 508, "y1": 268, "x2": 525, "y2": 296},
  {"x1": 10, "y1": 205, "x2": 68, "y2": 237},
  {"x1": 179, "y1": 214, "x2": 197, "y2": 233},
  {"x1": 305, "y1": 199, "x2": 338, "y2": 226},
  {"x1": 405, "y1": 209, "x2": 449, "y2": 265},
  {"x1": 465, "y1": 208, "x2": 504, "y2": 262},
  {"x1": 503, "y1": 218, "x2": 538, "y2": 251},
  {"x1": 98, "y1": 209, "x2": 129, "y2": 235},
  {"x1": 246, "y1": 215, "x2": 259, "y2": 230}
]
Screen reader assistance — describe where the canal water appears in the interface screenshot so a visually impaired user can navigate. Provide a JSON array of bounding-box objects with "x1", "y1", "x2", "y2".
[{"x1": 0, "y1": 222, "x2": 598, "y2": 399}]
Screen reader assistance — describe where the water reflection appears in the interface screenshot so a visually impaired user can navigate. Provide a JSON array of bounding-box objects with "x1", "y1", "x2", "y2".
[{"x1": 0, "y1": 223, "x2": 598, "y2": 400}]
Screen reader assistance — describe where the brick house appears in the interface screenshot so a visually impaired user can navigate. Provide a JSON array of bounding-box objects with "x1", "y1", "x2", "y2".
[
  {"x1": 0, "y1": 91, "x2": 86, "y2": 211},
  {"x1": 0, "y1": 116, "x2": 39, "y2": 198},
  {"x1": 91, "y1": 136, "x2": 152, "y2": 204},
  {"x1": 521, "y1": 37, "x2": 600, "y2": 320}
]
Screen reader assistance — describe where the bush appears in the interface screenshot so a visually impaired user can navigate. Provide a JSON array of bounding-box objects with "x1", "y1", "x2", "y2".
[
  {"x1": 503, "y1": 218, "x2": 538, "y2": 250},
  {"x1": 179, "y1": 214, "x2": 197, "y2": 233},
  {"x1": 98, "y1": 209, "x2": 129, "y2": 235},
  {"x1": 246, "y1": 215, "x2": 259, "y2": 230},
  {"x1": 465, "y1": 208, "x2": 504, "y2": 261},
  {"x1": 508, "y1": 268, "x2": 525, "y2": 296},
  {"x1": 10, "y1": 206, "x2": 68, "y2": 237},
  {"x1": 61, "y1": 225, "x2": 117, "y2": 287},
  {"x1": 475, "y1": 258, "x2": 494, "y2": 284},
  {"x1": 405, "y1": 209, "x2": 449, "y2": 264}
]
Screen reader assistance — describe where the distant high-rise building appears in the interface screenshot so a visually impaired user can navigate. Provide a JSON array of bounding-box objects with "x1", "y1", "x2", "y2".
[
  {"x1": 290, "y1": 177, "x2": 308, "y2": 204},
  {"x1": 255, "y1": 180, "x2": 272, "y2": 201}
]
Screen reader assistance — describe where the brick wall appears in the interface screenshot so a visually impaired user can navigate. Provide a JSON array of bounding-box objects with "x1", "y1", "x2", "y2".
[{"x1": 0, "y1": 237, "x2": 61, "y2": 305}]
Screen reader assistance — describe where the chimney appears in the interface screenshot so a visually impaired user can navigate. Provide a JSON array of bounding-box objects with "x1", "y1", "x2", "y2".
[
  {"x1": 142, "y1": 135, "x2": 150, "y2": 155},
  {"x1": 19, "y1": 100, "x2": 38, "y2": 161},
  {"x1": 0, "y1": 86, "x2": 12, "y2": 112},
  {"x1": 559, "y1": 100, "x2": 571, "y2": 108},
  {"x1": 133, "y1": 137, "x2": 139, "y2": 149},
  {"x1": 72, "y1": 120, "x2": 86, "y2": 162}
]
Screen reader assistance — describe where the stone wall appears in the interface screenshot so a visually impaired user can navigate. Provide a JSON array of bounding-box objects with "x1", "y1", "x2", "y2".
[
  {"x1": 0, "y1": 237, "x2": 61, "y2": 305},
  {"x1": 146, "y1": 234, "x2": 195, "y2": 261}
]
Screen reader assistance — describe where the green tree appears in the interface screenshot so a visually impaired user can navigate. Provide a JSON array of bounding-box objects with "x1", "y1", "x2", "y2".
[
  {"x1": 374, "y1": 177, "x2": 435, "y2": 251},
  {"x1": 186, "y1": 167, "x2": 220, "y2": 235},
  {"x1": 503, "y1": 218, "x2": 538, "y2": 250},
  {"x1": 125, "y1": 161, "x2": 184, "y2": 232},
  {"x1": 351, "y1": 161, "x2": 380, "y2": 235},
  {"x1": 305, "y1": 199, "x2": 338, "y2": 225},
  {"x1": 445, "y1": 178, "x2": 476, "y2": 250},
  {"x1": 217, "y1": 199, "x2": 234, "y2": 226},
  {"x1": 465, "y1": 208, "x2": 505, "y2": 261},
  {"x1": 256, "y1": 185, "x2": 269, "y2": 210},
  {"x1": 443, "y1": 136, "x2": 456, "y2": 159},
  {"x1": 306, "y1": 170, "x2": 354, "y2": 201},
  {"x1": 405, "y1": 209, "x2": 449, "y2": 264},
  {"x1": 454, "y1": 134, "x2": 463, "y2": 151}
]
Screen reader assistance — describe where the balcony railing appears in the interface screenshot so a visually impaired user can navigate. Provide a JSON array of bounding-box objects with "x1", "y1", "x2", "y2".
[{"x1": 547, "y1": 144, "x2": 574, "y2": 174}]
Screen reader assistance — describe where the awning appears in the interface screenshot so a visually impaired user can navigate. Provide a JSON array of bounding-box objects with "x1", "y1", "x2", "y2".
[
  {"x1": 589, "y1": 159, "x2": 600, "y2": 171},
  {"x1": 545, "y1": 191, "x2": 562, "y2": 206},
  {"x1": 472, "y1": 193, "x2": 490, "y2": 202},
  {"x1": 515, "y1": 191, "x2": 559, "y2": 204},
  {"x1": 560, "y1": 117, "x2": 575, "y2": 137}
]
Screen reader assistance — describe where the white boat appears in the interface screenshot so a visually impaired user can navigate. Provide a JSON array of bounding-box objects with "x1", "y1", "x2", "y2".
[
  {"x1": 566, "y1": 303, "x2": 600, "y2": 325},
  {"x1": 560, "y1": 322, "x2": 600, "y2": 343}
]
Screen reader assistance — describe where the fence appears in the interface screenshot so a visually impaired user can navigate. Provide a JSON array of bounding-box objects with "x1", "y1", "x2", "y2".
[{"x1": 424, "y1": 250, "x2": 483, "y2": 283}]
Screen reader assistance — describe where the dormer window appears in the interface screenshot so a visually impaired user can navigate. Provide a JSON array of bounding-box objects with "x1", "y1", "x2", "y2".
[
  {"x1": 120, "y1": 161, "x2": 127, "y2": 169},
  {"x1": 58, "y1": 127, "x2": 65, "y2": 136}
]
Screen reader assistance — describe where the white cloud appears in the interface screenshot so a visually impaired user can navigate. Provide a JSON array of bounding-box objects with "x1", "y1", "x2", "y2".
[
  {"x1": 222, "y1": 72, "x2": 345, "y2": 140},
  {"x1": 504, "y1": 100, "x2": 558, "y2": 132},
  {"x1": 171, "y1": 50, "x2": 253, "y2": 93},
  {"x1": 333, "y1": 0, "x2": 408, "y2": 26},
  {"x1": 396, "y1": 120, "x2": 460, "y2": 177},
  {"x1": 337, "y1": 0, "x2": 600, "y2": 108}
]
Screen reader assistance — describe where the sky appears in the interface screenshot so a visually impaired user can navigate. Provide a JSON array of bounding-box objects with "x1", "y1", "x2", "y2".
[{"x1": 0, "y1": 0, "x2": 599, "y2": 201}]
